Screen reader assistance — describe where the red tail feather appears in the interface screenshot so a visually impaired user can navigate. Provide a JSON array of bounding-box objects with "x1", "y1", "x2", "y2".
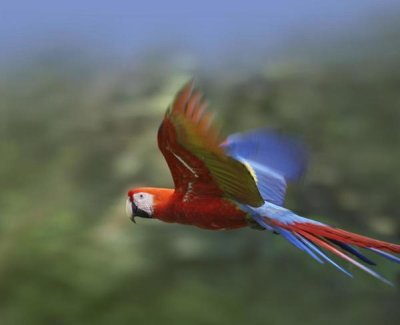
[
  {"x1": 288, "y1": 223, "x2": 400, "y2": 254},
  {"x1": 258, "y1": 210, "x2": 400, "y2": 284}
]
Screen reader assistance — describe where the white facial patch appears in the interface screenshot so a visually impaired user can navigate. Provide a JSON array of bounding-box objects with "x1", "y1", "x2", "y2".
[{"x1": 133, "y1": 192, "x2": 154, "y2": 216}]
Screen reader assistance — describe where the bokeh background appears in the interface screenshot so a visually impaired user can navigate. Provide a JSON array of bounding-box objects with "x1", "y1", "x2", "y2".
[{"x1": 1, "y1": 1, "x2": 400, "y2": 324}]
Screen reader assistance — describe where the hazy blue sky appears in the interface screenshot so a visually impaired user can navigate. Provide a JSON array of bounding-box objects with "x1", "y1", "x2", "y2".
[{"x1": 1, "y1": 1, "x2": 399, "y2": 63}]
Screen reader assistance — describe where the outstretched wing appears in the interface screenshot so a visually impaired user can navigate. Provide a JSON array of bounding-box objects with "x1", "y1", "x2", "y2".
[
  {"x1": 222, "y1": 129, "x2": 308, "y2": 206},
  {"x1": 157, "y1": 81, "x2": 264, "y2": 207}
]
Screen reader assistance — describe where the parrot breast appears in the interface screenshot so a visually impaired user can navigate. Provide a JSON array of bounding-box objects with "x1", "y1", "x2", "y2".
[{"x1": 154, "y1": 192, "x2": 249, "y2": 230}]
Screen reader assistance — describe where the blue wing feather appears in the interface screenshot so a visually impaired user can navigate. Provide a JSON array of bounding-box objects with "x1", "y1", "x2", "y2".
[
  {"x1": 222, "y1": 129, "x2": 308, "y2": 181},
  {"x1": 222, "y1": 129, "x2": 308, "y2": 205},
  {"x1": 245, "y1": 161, "x2": 287, "y2": 205}
]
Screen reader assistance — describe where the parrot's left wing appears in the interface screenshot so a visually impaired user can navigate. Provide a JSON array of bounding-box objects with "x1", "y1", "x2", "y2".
[
  {"x1": 157, "y1": 81, "x2": 264, "y2": 207},
  {"x1": 222, "y1": 129, "x2": 308, "y2": 206}
]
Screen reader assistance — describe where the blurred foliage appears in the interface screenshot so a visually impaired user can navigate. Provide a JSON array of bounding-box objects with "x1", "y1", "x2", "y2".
[{"x1": 1, "y1": 27, "x2": 400, "y2": 325}]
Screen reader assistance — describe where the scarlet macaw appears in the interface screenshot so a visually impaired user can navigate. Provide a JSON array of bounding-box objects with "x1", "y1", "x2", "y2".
[{"x1": 126, "y1": 81, "x2": 400, "y2": 284}]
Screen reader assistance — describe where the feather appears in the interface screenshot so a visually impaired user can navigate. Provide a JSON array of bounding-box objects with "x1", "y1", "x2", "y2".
[
  {"x1": 367, "y1": 248, "x2": 400, "y2": 264},
  {"x1": 222, "y1": 129, "x2": 308, "y2": 181},
  {"x1": 277, "y1": 227, "x2": 325, "y2": 264},
  {"x1": 295, "y1": 234, "x2": 353, "y2": 277},
  {"x1": 222, "y1": 129, "x2": 308, "y2": 205},
  {"x1": 243, "y1": 160, "x2": 287, "y2": 205},
  {"x1": 297, "y1": 230, "x2": 393, "y2": 286},
  {"x1": 249, "y1": 201, "x2": 400, "y2": 284},
  {"x1": 158, "y1": 81, "x2": 264, "y2": 206},
  {"x1": 328, "y1": 239, "x2": 376, "y2": 266}
]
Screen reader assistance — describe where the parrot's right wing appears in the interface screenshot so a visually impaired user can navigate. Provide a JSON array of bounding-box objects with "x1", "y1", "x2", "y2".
[{"x1": 157, "y1": 81, "x2": 264, "y2": 207}]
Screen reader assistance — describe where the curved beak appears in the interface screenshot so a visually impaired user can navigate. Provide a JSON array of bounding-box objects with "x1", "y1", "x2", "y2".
[
  {"x1": 125, "y1": 197, "x2": 151, "y2": 223},
  {"x1": 125, "y1": 198, "x2": 136, "y2": 223}
]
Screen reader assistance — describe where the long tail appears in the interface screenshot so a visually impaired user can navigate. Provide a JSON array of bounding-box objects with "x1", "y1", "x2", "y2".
[{"x1": 250, "y1": 203, "x2": 400, "y2": 285}]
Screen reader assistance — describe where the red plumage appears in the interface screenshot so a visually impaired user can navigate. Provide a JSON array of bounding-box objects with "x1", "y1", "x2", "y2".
[
  {"x1": 126, "y1": 81, "x2": 400, "y2": 284},
  {"x1": 128, "y1": 188, "x2": 248, "y2": 230},
  {"x1": 288, "y1": 223, "x2": 400, "y2": 254}
]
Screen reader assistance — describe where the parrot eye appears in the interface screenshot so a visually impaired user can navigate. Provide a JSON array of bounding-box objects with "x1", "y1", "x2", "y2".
[{"x1": 135, "y1": 193, "x2": 146, "y2": 202}]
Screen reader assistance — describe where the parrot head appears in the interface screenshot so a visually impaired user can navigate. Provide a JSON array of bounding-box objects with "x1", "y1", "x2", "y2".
[
  {"x1": 126, "y1": 189, "x2": 155, "y2": 223},
  {"x1": 126, "y1": 187, "x2": 174, "y2": 223},
  {"x1": 126, "y1": 187, "x2": 175, "y2": 223}
]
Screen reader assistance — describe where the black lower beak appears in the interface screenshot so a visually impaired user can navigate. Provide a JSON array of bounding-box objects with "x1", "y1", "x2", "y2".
[
  {"x1": 131, "y1": 202, "x2": 137, "y2": 223},
  {"x1": 131, "y1": 202, "x2": 151, "y2": 223}
]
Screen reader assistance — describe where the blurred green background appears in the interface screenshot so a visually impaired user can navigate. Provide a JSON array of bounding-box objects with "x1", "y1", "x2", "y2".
[{"x1": 1, "y1": 2, "x2": 400, "y2": 325}]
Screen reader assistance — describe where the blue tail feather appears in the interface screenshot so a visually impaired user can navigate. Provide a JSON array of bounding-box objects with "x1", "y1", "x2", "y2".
[
  {"x1": 295, "y1": 234, "x2": 353, "y2": 277},
  {"x1": 277, "y1": 227, "x2": 324, "y2": 264},
  {"x1": 249, "y1": 201, "x2": 399, "y2": 285},
  {"x1": 367, "y1": 248, "x2": 400, "y2": 264}
]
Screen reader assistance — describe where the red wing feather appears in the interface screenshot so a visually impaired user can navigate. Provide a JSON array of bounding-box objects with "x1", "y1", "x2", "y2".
[
  {"x1": 157, "y1": 81, "x2": 223, "y2": 197},
  {"x1": 157, "y1": 81, "x2": 264, "y2": 206}
]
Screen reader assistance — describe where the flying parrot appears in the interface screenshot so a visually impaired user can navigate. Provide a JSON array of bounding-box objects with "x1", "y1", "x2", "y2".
[{"x1": 126, "y1": 81, "x2": 400, "y2": 285}]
